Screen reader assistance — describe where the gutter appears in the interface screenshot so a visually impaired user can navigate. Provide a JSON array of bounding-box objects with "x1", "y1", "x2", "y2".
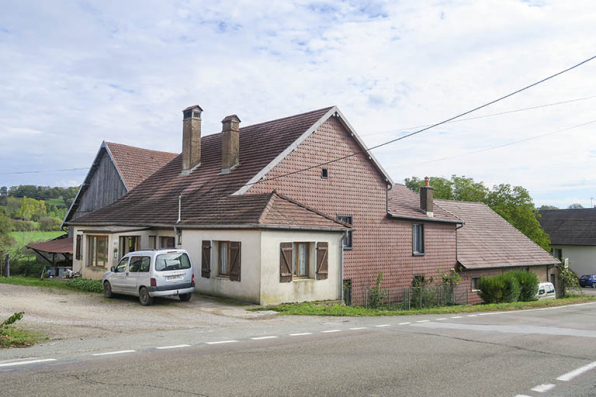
[
  {"x1": 459, "y1": 262, "x2": 559, "y2": 271},
  {"x1": 68, "y1": 222, "x2": 352, "y2": 232},
  {"x1": 387, "y1": 213, "x2": 464, "y2": 225}
]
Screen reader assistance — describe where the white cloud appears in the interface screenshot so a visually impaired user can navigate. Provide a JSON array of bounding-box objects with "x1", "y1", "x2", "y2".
[{"x1": 0, "y1": 0, "x2": 595, "y2": 207}]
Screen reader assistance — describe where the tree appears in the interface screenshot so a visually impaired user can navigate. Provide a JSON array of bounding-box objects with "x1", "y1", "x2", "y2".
[
  {"x1": 0, "y1": 186, "x2": 7, "y2": 196},
  {"x1": 405, "y1": 175, "x2": 551, "y2": 250},
  {"x1": 17, "y1": 197, "x2": 46, "y2": 221},
  {"x1": 568, "y1": 203, "x2": 584, "y2": 209},
  {"x1": 0, "y1": 212, "x2": 13, "y2": 257},
  {"x1": 539, "y1": 205, "x2": 559, "y2": 210}
]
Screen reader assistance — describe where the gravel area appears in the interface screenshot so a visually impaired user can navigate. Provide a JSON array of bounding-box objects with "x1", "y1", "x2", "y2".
[{"x1": 0, "y1": 284, "x2": 276, "y2": 341}]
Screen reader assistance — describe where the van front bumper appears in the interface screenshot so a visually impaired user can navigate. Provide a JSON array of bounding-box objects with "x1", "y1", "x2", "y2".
[{"x1": 147, "y1": 282, "x2": 195, "y2": 297}]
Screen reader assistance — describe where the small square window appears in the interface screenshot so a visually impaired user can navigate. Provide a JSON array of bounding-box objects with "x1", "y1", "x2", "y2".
[
  {"x1": 321, "y1": 168, "x2": 329, "y2": 179},
  {"x1": 471, "y1": 277, "x2": 480, "y2": 291}
]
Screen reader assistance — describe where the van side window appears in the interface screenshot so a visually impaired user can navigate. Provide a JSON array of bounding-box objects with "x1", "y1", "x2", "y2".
[
  {"x1": 115, "y1": 258, "x2": 128, "y2": 273},
  {"x1": 139, "y1": 257, "x2": 151, "y2": 272},
  {"x1": 129, "y1": 257, "x2": 150, "y2": 272}
]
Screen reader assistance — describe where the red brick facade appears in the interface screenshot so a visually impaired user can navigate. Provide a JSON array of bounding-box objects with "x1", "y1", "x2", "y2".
[{"x1": 247, "y1": 115, "x2": 458, "y2": 303}]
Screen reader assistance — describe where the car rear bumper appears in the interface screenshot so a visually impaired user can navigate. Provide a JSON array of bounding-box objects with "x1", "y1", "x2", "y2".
[{"x1": 147, "y1": 282, "x2": 195, "y2": 297}]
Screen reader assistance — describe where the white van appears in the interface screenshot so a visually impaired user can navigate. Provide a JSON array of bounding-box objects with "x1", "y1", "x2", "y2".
[
  {"x1": 536, "y1": 282, "x2": 556, "y2": 300},
  {"x1": 102, "y1": 249, "x2": 195, "y2": 306}
]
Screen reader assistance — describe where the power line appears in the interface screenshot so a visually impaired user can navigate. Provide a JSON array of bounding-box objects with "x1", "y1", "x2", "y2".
[
  {"x1": 360, "y1": 94, "x2": 596, "y2": 137},
  {"x1": 0, "y1": 167, "x2": 88, "y2": 175},
  {"x1": 409, "y1": 118, "x2": 596, "y2": 166},
  {"x1": 246, "y1": 54, "x2": 596, "y2": 186}
]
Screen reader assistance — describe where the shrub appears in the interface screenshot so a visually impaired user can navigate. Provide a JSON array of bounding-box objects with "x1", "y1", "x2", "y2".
[
  {"x1": 66, "y1": 278, "x2": 103, "y2": 293},
  {"x1": 367, "y1": 271, "x2": 387, "y2": 309},
  {"x1": 11, "y1": 220, "x2": 38, "y2": 232},
  {"x1": 10, "y1": 260, "x2": 44, "y2": 277},
  {"x1": 38, "y1": 217, "x2": 62, "y2": 231},
  {"x1": 511, "y1": 270, "x2": 539, "y2": 301},
  {"x1": 477, "y1": 275, "x2": 505, "y2": 304},
  {"x1": 501, "y1": 272, "x2": 521, "y2": 303}
]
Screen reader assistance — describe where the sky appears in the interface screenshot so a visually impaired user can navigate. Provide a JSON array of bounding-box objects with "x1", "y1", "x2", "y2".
[{"x1": 1, "y1": 0, "x2": 595, "y2": 208}]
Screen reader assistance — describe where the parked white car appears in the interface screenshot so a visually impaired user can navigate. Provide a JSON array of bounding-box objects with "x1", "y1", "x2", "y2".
[
  {"x1": 536, "y1": 282, "x2": 556, "y2": 300},
  {"x1": 102, "y1": 249, "x2": 195, "y2": 306}
]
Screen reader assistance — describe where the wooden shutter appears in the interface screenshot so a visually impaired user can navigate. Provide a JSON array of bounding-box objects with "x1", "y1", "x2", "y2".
[
  {"x1": 229, "y1": 242, "x2": 241, "y2": 282},
  {"x1": 316, "y1": 242, "x2": 328, "y2": 280},
  {"x1": 201, "y1": 240, "x2": 211, "y2": 278},
  {"x1": 280, "y1": 242, "x2": 293, "y2": 283},
  {"x1": 75, "y1": 235, "x2": 82, "y2": 260}
]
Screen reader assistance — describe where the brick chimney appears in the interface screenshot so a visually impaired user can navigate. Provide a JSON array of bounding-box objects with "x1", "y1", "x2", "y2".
[
  {"x1": 221, "y1": 114, "x2": 241, "y2": 173},
  {"x1": 182, "y1": 105, "x2": 203, "y2": 172},
  {"x1": 420, "y1": 176, "x2": 434, "y2": 217}
]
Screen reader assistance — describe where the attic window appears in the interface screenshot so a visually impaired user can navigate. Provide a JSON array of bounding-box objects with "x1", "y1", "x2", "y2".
[
  {"x1": 321, "y1": 168, "x2": 329, "y2": 179},
  {"x1": 193, "y1": 111, "x2": 200, "y2": 118}
]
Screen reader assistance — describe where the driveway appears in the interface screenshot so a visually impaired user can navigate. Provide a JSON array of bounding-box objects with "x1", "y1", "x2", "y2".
[{"x1": 0, "y1": 284, "x2": 276, "y2": 341}]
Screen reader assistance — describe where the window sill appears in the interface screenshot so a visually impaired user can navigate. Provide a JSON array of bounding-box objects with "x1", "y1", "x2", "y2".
[
  {"x1": 293, "y1": 278, "x2": 314, "y2": 282},
  {"x1": 412, "y1": 253, "x2": 425, "y2": 257},
  {"x1": 342, "y1": 247, "x2": 353, "y2": 251},
  {"x1": 472, "y1": 289, "x2": 480, "y2": 292}
]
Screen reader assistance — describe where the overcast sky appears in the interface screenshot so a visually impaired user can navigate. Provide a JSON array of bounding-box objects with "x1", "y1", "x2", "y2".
[{"x1": 1, "y1": 0, "x2": 595, "y2": 208}]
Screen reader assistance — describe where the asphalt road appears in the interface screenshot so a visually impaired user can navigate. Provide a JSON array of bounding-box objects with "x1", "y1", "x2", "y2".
[{"x1": 2, "y1": 302, "x2": 596, "y2": 397}]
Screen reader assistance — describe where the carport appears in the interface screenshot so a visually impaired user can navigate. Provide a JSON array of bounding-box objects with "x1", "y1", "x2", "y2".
[{"x1": 27, "y1": 236, "x2": 73, "y2": 277}]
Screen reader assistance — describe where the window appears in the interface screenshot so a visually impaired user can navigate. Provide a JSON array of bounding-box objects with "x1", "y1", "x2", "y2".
[
  {"x1": 551, "y1": 248, "x2": 562, "y2": 260},
  {"x1": 155, "y1": 252, "x2": 191, "y2": 272},
  {"x1": 87, "y1": 235, "x2": 108, "y2": 267},
  {"x1": 114, "y1": 257, "x2": 128, "y2": 273},
  {"x1": 75, "y1": 235, "x2": 82, "y2": 260},
  {"x1": 160, "y1": 236, "x2": 176, "y2": 248},
  {"x1": 119, "y1": 236, "x2": 139, "y2": 259},
  {"x1": 337, "y1": 215, "x2": 353, "y2": 249},
  {"x1": 148, "y1": 236, "x2": 156, "y2": 249},
  {"x1": 129, "y1": 256, "x2": 150, "y2": 272},
  {"x1": 471, "y1": 277, "x2": 480, "y2": 291},
  {"x1": 219, "y1": 241, "x2": 230, "y2": 276},
  {"x1": 412, "y1": 224, "x2": 424, "y2": 255},
  {"x1": 321, "y1": 168, "x2": 328, "y2": 179},
  {"x1": 293, "y1": 242, "x2": 310, "y2": 277}
]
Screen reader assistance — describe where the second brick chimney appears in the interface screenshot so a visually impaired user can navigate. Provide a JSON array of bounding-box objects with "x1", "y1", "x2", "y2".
[
  {"x1": 182, "y1": 105, "x2": 203, "y2": 173},
  {"x1": 221, "y1": 114, "x2": 241, "y2": 173},
  {"x1": 420, "y1": 176, "x2": 434, "y2": 217}
]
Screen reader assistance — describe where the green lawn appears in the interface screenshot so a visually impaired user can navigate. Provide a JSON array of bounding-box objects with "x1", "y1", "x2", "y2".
[
  {"x1": 253, "y1": 295, "x2": 596, "y2": 317},
  {"x1": 10, "y1": 231, "x2": 66, "y2": 247},
  {"x1": 0, "y1": 276, "x2": 102, "y2": 294},
  {"x1": 47, "y1": 197, "x2": 67, "y2": 207}
]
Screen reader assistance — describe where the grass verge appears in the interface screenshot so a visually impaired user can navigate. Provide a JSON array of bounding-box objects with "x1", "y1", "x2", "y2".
[
  {"x1": 252, "y1": 295, "x2": 596, "y2": 317},
  {"x1": 0, "y1": 276, "x2": 102, "y2": 294},
  {"x1": 0, "y1": 327, "x2": 40, "y2": 348}
]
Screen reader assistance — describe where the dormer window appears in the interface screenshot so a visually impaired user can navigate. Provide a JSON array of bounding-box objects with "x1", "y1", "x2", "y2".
[{"x1": 321, "y1": 168, "x2": 329, "y2": 179}]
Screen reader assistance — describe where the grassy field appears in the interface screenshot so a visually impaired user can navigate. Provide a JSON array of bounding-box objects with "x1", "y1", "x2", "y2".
[
  {"x1": 8, "y1": 231, "x2": 66, "y2": 257},
  {"x1": 0, "y1": 276, "x2": 102, "y2": 293},
  {"x1": 46, "y1": 197, "x2": 67, "y2": 207},
  {"x1": 253, "y1": 295, "x2": 596, "y2": 317}
]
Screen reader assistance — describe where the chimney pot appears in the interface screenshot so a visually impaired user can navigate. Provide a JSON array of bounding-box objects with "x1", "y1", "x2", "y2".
[
  {"x1": 221, "y1": 114, "x2": 241, "y2": 173},
  {"x1": 420, "y1": 177, "x2": 433, "y2": 216},
  {"x1": 182, "y1": 105, "x2": 203, "y2": 172}
]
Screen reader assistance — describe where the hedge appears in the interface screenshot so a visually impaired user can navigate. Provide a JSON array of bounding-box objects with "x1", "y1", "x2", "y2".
[{"x1": 477, "y1": 270, "x2": 539, "y2": 304}]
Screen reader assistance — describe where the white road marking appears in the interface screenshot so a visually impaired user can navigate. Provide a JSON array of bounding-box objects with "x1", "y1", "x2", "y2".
[
  {"x1": 557, "y1": 361, "x2": 596, "y2": 381},
  {"x1": 93, "y1": 350, "x2": 135, "y2": 356},
  {"x1": 467, "y1": 315, "x2": 478, "y2": 317},
  {"x1": 531, "y1": 384, "x2": 556, "y2": 393},
  {"x1": 514, "y1": 395, "x2": 532, "y2": 397},
  {"x1": 0, "y1": 358, "x2": 56, "y2": 368},
  {"x1": 155, "y1": 345, "x2": 191, "y2": 350},
  {"x1": 205, "y1": 340, "x2": 238, "y2": 345},
  {"x1": 322, "y1": 329, "x2": 342, "y2": 333},
  {"x1": 435, "y1": 318, "x2": 448, "y2": 321},
  {"x1": 450, "y1": 316, "x2": 463, "y2": 319},
  {"x1": 399, "y1": 322, "x2": 411, "y2": 325},
  {"x1": 251, "y1": 336, "x2": 278, "y2": 340},
  {"x1": 349, "y1": 327, "x2": 367, "y2": 330},
  {"x1": 416, "y1": 320, "x2": 430, "y2": 323},
  {"x1": 375, "y1": 324, "x2": 390, "y2": 327},
  {"x1": 289, "y1": 333, "x2": 312, "y2": 336}
]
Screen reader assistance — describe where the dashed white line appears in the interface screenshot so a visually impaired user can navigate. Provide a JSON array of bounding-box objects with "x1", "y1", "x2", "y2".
[
  {"x1": 450, "y1": 316, "x2": 463, "y2": 319},
  {"x1": 289, "y1": 332, "x2": 312, "y2": 336},
  {"x1": 251, "y1": 336, "x2": 278, "y2": 340},
  {"x1": 557, "y1": 361, "x2": 596, "y2": 381},
  {"x1": 322, "y1": 329, "x2": 342, "y2": 333},
  {"x1": 514, "y1": 395, "x2": 532, "y2": 397},
  {"x1": 416, "y1": 320, "x2": 430, "y2": 323},
  {"x1": 375, "y1": 324, "x2": 390, "y2": 328},
  {"x1": 93, "y1": 350, "x2": 135, "y2": 356},
  {"x1": 531, "y1": 384, "x2": 556, "y2": 393},
  {"x1": 399, "y1": 322, "x2": 411, "y2": 325},
  {"x1": 155, "y1": 344, "x2": 191, "y2": 350},
  {"x1": 0, "y1": 358, "x2": 57, "y2": 367},
  {"x1": 205, "y1": 340, "x2": 238, "y2": 345},
  {"x1": 435, "y1": 318, "x2": 448, "y2": 321},
  {"x1": 349, "y1": 327, "x2": 367, "y2": 330},
  {"x1": 466, "y1": 315, "x2": 478, "y2": 317}
]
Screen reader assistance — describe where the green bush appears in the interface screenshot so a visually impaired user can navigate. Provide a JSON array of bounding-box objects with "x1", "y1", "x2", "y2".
[
  {"x1": 10, "y1": 260, "x2": 44, "y2": 277},
  {"x1": 66, "y1": 278, "x2": 103, "y2": 293},
  {"x1": 367, "y1": 271, "x2": 387, "y2": 309},
  {"x1": 11, "y1": 220, "x2": 38, "y2": 232},
  {"x1": 478, "y1": 275, "x2": 505, "y2": 304},
  {"x1": 501, "y1": 272, "x2": 521, "y2": 303},
  {"x1": 511, "y1": 270, "x2": 539, "y2": 301},
  {"x1": 38, "y1": 217, "x2": 62, "y2": 231}
]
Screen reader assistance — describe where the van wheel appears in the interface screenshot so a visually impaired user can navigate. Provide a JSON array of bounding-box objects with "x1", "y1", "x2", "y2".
[
  {"x1": 139, "y1": 287, "x2": 153, "y2": 306},
  {"x1": 103, "y1": 281, "x2": 113, "y2": 298},
  {"x1": 179, "y1": 293, "x2": 192, "y2": 302}
]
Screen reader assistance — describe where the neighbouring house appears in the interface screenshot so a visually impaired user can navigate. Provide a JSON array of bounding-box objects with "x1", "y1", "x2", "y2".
[
  {"x1": 436, "y1": 199, "x2": 559, "y2": 303},
  {"x1": 63, "y1": 141, "x2": 177, "y2": 231},
  {"x1": 538, "y1": 208, "x2": 596, "y2": 277},
  {"x1": 65, "y1": 104, "x2": 557, "y2": 305}
]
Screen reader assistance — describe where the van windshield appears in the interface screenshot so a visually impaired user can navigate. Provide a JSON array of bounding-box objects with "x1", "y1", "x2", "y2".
[{"x1": 155, "y1": 253, "x2": 191, "y2": 272}]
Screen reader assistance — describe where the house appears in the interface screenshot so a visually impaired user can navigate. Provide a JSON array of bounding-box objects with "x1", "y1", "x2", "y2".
[
  {"x1": 66, "y1": 104, "x2": 557, "y2": 305},
  {"x1": 63, "y1": 141, "x2": 177, "y2": 230},
  {"x1": 538, "y1": 208, "x2": 596, "y2": 277},
  {"x1": 436, "y1": 199, "x2": 559, "y2": 303}
]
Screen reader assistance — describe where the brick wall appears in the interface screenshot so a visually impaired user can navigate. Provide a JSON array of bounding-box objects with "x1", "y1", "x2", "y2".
[{"x1": 247, "y1": 115, "x2": 458, "y2": 304}]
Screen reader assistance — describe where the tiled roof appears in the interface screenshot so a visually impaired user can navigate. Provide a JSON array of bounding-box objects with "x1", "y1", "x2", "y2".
[
  {"x1": 387, "y1": 184, "x2": 462, "y2": 223},
  {"x1": 437, "y1": 200, "x2": 558, "y2": 269},
  {"x1": 69, "y1": 107, "x2": 336, "y2": 228},
  {"x1": 27, "y1": 237, "x2": 73, "y2": 254},
  {"x1": 538, "y1": 208, "x2": 596, "y2": 246},
  {"x1": 105, "y1": 142, "x2": 178, "y2": 190}
]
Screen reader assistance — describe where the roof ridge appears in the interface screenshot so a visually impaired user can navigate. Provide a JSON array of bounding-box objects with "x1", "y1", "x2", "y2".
[
  {"x1": 257, "y1": 191, "x2": 277, "y2": 225},
  {"x1": 105, "y1": 141, "x2": 177, "y2": 156}
]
